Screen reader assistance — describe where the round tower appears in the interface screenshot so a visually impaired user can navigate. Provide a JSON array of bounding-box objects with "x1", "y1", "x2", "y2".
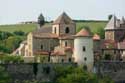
[{"x1": 73, "y1": 29, "x2": 94, "y2": 71}]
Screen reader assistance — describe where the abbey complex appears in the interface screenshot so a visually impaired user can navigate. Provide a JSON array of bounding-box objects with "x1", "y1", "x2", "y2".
[{"x1": 13, "y1": 12, "x2": 125, "y2": 71}]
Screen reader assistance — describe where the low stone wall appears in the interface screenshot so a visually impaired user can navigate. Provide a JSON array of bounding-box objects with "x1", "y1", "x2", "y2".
[
  {"x1": 0, "y1": 63, "x2": 76, "y2": 83},
  {"x1": 95, "y1": 61, "x2": 125, "y2": 82}
]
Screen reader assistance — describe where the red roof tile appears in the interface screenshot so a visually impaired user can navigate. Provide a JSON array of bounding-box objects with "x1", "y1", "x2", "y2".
[
  {"x1": 93, "y1": 34, "x2": 101, "y2": 40},
  {"x1": 76, "y1": 29, "x2": 90, "y2": 37}
]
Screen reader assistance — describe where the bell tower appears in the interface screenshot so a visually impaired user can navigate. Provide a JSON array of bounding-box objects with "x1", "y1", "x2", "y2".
[{"x1": 52, "y1": 12, "x2": 76, "y2": 36}]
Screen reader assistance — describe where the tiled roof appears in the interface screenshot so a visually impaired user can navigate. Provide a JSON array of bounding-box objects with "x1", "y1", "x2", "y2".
[
  {"x1": 93, "y1": 34, "x2": 101, "y2": 40},
  {"x1": 59, "y1": 34, "x2": 74, "y2": 39},
  {"x1": 101, "y1": 39, "x2": 117, "y2": 49},
  {"x1": 33, "y1": 24, "x2": 52, "y2": 33},
  {"x1": 33, "y1": 32, "x2": 58, "y2": 39},
  {"x1": 53, "y1": 12, "x2": 74, "y2": 24},
  {"x1": 75, "y1": 29, "x2": 90, "y2": 37},
  {"x1": 34, "y1": 50, "x2": 54, "y2": 55}
]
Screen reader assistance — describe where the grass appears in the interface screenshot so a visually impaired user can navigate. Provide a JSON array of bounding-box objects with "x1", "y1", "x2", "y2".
[
  {"x1": 0, "y1": 21, "x2": 108, "y2": 33},
  {"x1": 0, "y1": 23, "x2": 37, "y2": 33},
  {"x1": 76, "y1": 21, "x2": 107, "y2": 33}
]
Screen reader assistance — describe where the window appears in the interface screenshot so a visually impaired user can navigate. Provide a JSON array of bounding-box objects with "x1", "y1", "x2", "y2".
[
  {"x1": 41, "y1": 45, "x2": 43, "y2": 50},
  {"x1": 65, "y1": 27, "x2": 70, "y2": 33},
  {"x1": 83, "y1": 46, "x2": 86, "y2": 51},
  {"x1": 61, "y1": 59, "x2": 64, "y2": 63},
  {"x1": 68, "y1": 58, "x2": 72, "y2": 62},
  {"x1": 54, "y1": 27, "x2": 56, "y2": 34},
  {"x1": 65, "y1": 41, "x2": 67, "y2": 47},
  {"x1": 84, "y1": 57, "x2": 87, "y2": 61}
]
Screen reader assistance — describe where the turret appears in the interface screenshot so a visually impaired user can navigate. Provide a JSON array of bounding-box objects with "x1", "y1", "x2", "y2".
[{"x1": 73, "y1": 29, "x2": 94, "y2": 71}]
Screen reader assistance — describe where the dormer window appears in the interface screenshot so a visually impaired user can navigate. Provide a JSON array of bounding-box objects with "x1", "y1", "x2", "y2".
[{"x1": 65, "y1": 27, "x2": 70, "y2": 33}]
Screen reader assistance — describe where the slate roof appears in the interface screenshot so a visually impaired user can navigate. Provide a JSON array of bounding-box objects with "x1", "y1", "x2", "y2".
[
  {"x1": 105, "y1": 15, "x2": 118, "y2": 30},
  {"x1": 105, "y1": 15, "x2": 125, "y2": 30},
  {"x1": 53, "y1": 12, "x2": 75, "y2": 24},
  {"x1": 120, "y1": 16, "x2": 125, "y2": 24}
]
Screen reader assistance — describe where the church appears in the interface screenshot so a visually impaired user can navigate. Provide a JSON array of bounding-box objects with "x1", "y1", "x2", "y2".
[
  {"x1": 13, "y1": 12, "x2": 125, "y2": 71},
  {"x1": 13, "y1": 12, "x2": 94, "y2": 71}
]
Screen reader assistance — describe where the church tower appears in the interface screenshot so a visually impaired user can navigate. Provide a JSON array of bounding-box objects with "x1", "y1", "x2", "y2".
[{"x1": 52, "y1": 12, "x2": 76, "y2": 36}]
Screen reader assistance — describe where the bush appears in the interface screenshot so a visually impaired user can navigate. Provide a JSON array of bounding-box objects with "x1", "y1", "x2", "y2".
[
  {"x1": 13, "y1": 30, "x2": 25, "y2": 36},
  {"x1": 54, "y1": 66, "x2": 114, "y2": 83},
  {"x1": 0, "y1": 66, "x2": 11, "y2": 83},
  {"x1": 0, "y1": 55, "x2": 24, "y2": 63}
]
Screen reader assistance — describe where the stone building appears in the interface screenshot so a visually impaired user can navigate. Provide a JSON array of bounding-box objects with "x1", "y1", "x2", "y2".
[
  {"x1": 14, "y1": 12, "x2": 76, "y2": 63},
  {"x1": 102, "y1": 15, "x2": 125, "y2": 60}
]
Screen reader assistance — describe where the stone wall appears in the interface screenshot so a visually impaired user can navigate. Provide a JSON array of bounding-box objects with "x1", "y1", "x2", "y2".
[
  {"x1": 95, "y1": 61, "x2": 125, "y2": 82},
  {"x1": 0, "y1": 63, "x2": 76, "y2": 83}
]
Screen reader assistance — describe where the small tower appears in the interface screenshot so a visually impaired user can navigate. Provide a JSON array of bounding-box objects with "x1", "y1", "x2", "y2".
[
  {"x1": 73, "y1": 29, "x2": 94, "y2": 71},
  {"x1": 52, "y1": 12, "x2": 76, "y2": 36}
]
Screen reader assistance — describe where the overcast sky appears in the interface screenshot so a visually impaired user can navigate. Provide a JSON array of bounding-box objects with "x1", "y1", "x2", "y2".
[{"x1": 0, "y1": 0, "x2": 125, "y2": 25}]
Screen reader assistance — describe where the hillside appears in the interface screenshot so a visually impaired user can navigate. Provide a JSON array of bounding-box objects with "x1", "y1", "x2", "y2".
[{"x1": 0, "y1": 21, "x2": 107, "y2": 34}]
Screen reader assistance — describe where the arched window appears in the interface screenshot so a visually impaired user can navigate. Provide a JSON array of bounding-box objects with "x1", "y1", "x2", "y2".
[
  {"x1": 65, "y1": 27, "x2": 70, "y2": 33},
  {"x1": 54, "y1": 27, "x2": 56, "y2": 34}
]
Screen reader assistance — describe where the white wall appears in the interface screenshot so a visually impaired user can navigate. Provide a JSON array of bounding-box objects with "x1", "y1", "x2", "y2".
[{"x1": 73, "y1": 37, "x2": 94, "y2": 71}]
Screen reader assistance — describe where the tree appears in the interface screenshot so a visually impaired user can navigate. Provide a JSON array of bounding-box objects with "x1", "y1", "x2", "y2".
[
  {"x1": 108, "y1": 15, "x2": 113, "y2": 20},
  {"x1": 96, "y1": 27, "x2": 105, "y2": 39},
  {"x1": 0, "y1": 66, "x2": 11, "y2": 83},
  {"x1": 54, "y1": 66, "x2": 114, "y2": 83},
  {"x1": 13, "y1": 30, "x2": 25, "y2": 36},
  {"x1": 38, "y1": 13, "x2": 45, "y2": 27}
]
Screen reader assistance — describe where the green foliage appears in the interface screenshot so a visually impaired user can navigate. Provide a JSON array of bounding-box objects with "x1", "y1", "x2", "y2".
[
  {"x1": 95, "y1": 27, "x2": 105, "y2": 39},
  {"x1": 108, "y1": 15, "x2": 113, "y2": 20},
  {"x1": 38, "y1": 13, "x2": 45, "y2": 27},
  {"x1": 0, "y1": 31, "x2": 13, "y2": 40},
  {"x1": 0, "y1": 55, "x2": 24, "y2": 63},
  {"x1": 54, "y1": 66, "x2": 114, "y2": 83},
  {"x1": 13, "y1": 30, "x2": 25, "y2": 36},
  {"x1": 0, "y1": 36, "x2": 24, "y2": 53},
  {"x1": 0, "y1": 66, "x2": 11, "y2": 83},
  {"x1": 0, "y1": 23, "x2": 37, "y2": 33}
]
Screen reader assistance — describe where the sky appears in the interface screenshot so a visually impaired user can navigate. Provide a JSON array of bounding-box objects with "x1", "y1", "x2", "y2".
[{"x1": 0, "y1": 0, "x2": 125, "y2": 25}]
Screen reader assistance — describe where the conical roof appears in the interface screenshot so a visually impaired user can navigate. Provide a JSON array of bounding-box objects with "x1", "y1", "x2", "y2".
[
  {"x1": 105, "y1": 15, "x2": 117, "y2": 30},
  {"x1": 75, "y1": 29, "x2": 90, "y2": 37},
  {"x1": 93, "y1": 34, "x2": 101, "y2": 40},
  {"x1": 53, "y1": 12, "x2": 74, "y2": 24}
]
